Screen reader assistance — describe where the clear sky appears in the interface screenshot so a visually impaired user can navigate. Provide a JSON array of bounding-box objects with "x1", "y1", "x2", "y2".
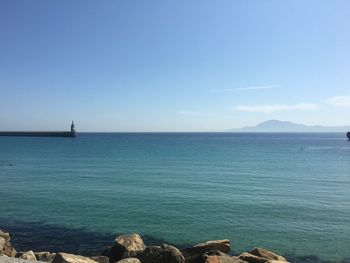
[{"x1": 0, "y1": 0, "x2": 349, "y2": 132}]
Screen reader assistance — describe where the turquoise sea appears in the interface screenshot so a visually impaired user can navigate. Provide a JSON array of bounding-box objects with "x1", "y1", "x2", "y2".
[{"x1": 0, "y1": 133, "x2": 349, "y2": 262}]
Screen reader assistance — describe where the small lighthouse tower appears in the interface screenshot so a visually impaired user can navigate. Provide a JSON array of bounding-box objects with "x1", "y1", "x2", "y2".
[{"x1": 71, "y1": 121, "x2": 76, "y2": 136}]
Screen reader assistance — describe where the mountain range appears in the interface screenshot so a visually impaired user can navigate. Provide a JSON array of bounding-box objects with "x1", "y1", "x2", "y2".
[{"x1": 229, "y1": 120, "x2": 350, "y2": 132}]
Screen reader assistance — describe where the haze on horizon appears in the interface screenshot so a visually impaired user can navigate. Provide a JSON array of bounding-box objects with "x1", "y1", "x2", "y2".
[{"x1": 0, "y1": 1, "x2": 349, "y2": 132}]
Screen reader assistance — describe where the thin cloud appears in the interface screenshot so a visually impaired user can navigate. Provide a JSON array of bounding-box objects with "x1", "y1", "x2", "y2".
[
  {"x1": 211, "y1": 85, "x2": 279, "y2": 92},
  {"x1": 328, "y1": 96, "x2": 350, "y2": 107},
  {"x1": 179, "y1": 111, "x2": 214, "y2": 116},
  {"x1": 233, "y1": 103, "x2": 318, "y2": 113}
]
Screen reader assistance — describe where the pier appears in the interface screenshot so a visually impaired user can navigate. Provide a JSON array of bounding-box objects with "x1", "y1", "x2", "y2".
[{"x1": 0, "y1": 122, "x2": 76, "y2": 137}]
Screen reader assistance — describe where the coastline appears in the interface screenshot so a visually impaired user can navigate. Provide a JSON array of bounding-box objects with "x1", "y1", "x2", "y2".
[
  {"x1": 0, "y1": 228, "x2": 290, "y2": 263},
  {"x1": 0, "y1": 225, "x2": 347, "y2": 263}
]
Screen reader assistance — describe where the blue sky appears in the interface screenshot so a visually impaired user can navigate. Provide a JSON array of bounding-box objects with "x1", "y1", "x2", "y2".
[{"x1": 0, "y1": 0, "x2": 349, "y2": 131}]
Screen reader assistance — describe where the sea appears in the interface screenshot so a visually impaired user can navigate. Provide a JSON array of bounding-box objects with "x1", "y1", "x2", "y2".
[{"x1": 0, "y1": 133, "x2": 349, "y2": 262}]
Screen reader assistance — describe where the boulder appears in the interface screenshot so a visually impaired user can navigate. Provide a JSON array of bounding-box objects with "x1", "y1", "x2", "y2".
[
  {"x1": 201, "y1": 250, "x2": 247, "y2": 263},
  {"x1": 52, "y1": 253, "x2": 98, "y2": 263},
  {"x1": 116, "y1": 259, "x2": 141, "y2": 263},
  {"x1": 115, "y1": 234, "x2": 146, "y2": 253},
  {"x1": 137, "y1": 244, "x2": 185, "y2": 263},
  {"x1": 2, "y1": 241, "x2": 16, "y2": 257},
  {"x1": 0, "y1": 237, "x2": 5, "y2": 251},
  {"x1": 104, "y1": 234, "x2": 146, "y2": 262},
  {"x1": 238, "y1": 252, "x2": 269, "y2": 263},
  {"x1": 0, "y1": 230, "x2": 10, "y2": 242},
  {"x1": 0, "y1": 229, "x2": 16, "y2": 257},
  {"x1": 182, "y1": 240, "x2": 231, "y2": 263},
  {"x1": 34, "y1": 252, "x2": 56, "y2": 262},
  {"x1": 19, "y1": 250, "x2": 37, "y2": 261},
  {"x1": 90, "y1": 255, "x2": 109, "y2": 263},
  {"x1": 249, "y1": 248, "x2": 286, "y2": 262}
]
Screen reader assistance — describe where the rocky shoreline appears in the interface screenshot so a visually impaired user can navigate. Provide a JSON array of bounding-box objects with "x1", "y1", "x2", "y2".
[{"x1": 1, "y1": 228, "x2": 290, "y2": 263}]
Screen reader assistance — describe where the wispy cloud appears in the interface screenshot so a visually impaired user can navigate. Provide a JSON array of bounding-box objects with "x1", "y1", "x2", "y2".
[
  {"x1": 328, "y1": 96, "x2": 350, "y2": 107},
  {"x1": 179, "y1": 111, "x2": 214, "y2": 116},
  {"x1": 211, "y1": 85, "x2": 279, "y2": 92},
  {"x1": 233, "y1": 103, "x2": 318, "y2": 113}
]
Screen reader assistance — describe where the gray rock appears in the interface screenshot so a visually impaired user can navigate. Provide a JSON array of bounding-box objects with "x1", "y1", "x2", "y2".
[
  {"x1": 182, "y1": 240, "x2": 231, "y2": 263},
  {"x1": 248, "y1": 248, "x2": 286, "y2": 262},
  {"x1": 137, "y1": 244, "x2": 185, "y2": 263},
  {"x1": 51, "y1": 253, "x2": 97, "y2": 263}
]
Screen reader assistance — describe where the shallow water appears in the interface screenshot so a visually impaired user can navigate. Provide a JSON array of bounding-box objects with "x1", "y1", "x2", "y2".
[{"x1": 0, "y1": 133, "x2": 349, "y2": 261}]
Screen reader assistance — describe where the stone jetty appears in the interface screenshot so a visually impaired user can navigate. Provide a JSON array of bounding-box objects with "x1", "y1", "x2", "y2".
[{"x1": 0, "y1": 228, "x2": 289, "y2": 263}]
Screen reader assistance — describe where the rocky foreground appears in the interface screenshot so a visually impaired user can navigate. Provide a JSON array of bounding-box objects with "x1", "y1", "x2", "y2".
[{"x1": 0, "y1": 228, "x2": 289, "y2": 263}]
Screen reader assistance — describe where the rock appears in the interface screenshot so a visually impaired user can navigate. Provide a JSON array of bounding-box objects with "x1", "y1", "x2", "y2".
[
  {"x1": 19, "y1": 251, "x2": 37, "y2": 261},
  {"x1": 115, "y1": 234, "x2": 146, "y2": 253},
  {"x1": 34, "y1": 252, "x2": 56, "y2": 262},
  {"x1": 137, "y1": 244, "x2": 185, "y2": 263},
  {"x1": 0, "y1": 230, "x2": 10, "y2": 242},
  {"x1": 52, "y1": 253, "x2": 98, "y2": 263},
  {"x1": 90, "y1": 256, "x2": 109, "y2": 263},
  {"x1": 116, "y1": 259, "x2": 141, "y2": 263},
  {"x1": 2, "y1": 241, "x2": 17, "y2": 257},
  {"x1": 182, "y1": 240, "x2": 230, "y2": 263},
  {"x1": 238, "y1": 252, "x2": 268, "y2": 263},
  {"x1": 0, "y1": 229, "x2": 16, "y2": 257},
  {"x1": 249, "y1": 248, "x2": 286, "y2": 262},
  {"x1": 102, "y1": 245, "x2": 125, "y2": 263},
  {"x1": 104, "y1": 234, "x2": 146, "y2": 262},
  {"x1": 201, "y1": 250, "x2": 247, "y2": 263},
  {"x1": 0, "y1": 237, "x2": 6, "y2": 251}
]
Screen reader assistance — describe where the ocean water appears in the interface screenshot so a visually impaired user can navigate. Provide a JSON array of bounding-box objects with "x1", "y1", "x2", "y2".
[{"x1": 0, "y1": 133, "x2": 349, "y2": 261}]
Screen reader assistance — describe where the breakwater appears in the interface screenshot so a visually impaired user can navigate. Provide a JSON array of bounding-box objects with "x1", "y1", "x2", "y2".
[
  {"x1": 0, "y1": 122, "x2": 76, "y2": 137},
  {"x1": 0, "y1": 228, "x2": 290, "y2": 263},
  {"x1": 0, "y1": 131, "x2": 76, "y2": 137}
]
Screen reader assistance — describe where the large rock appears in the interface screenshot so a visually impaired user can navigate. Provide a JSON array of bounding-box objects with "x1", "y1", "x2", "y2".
[
  {"x1": 249, "y1": 248, "x2": 286, "y2": 262},
  {"x1": 103, "y1": 234, "x2": 146, "y2": 262},
  {"x1": 90, "y1": 256, "x2": 109, "y2": 263},
  {"x1": 0, "y1": 230, "x2": 10, "y2": 242},
  {"x1": 201, "y1": 250, "x2": 247, "y2": 263},
  {"x1": 182, "y1": 240, "x2": 230, "y2": 263},
  {"x1": 0, "y1": 237, "x2": 6, "y2": 251},
  {"x1": 19, "y1": 250, "x2": 37, "y2": 261},
  {"x1": 0, "y1": 229, "x2": 16, "y2": 257},
  {"x1": 115, "y1": 234, "x2": 145, "y2": 253},
  {"x1": 137, "y1": 244, "x2": 185, "y2": 263},
  {"x1": 52, "y1": 253, "x2": 98, "y2": 263},
  {"x1": 34, "y1": 252, "x2": 56, "y2": 262},
  {"x1": 116, "y1": 259, "x2": 141, "y2": 263},
  {"x1": 238, "y1": 252, "x2": 268, "y2": 263}
]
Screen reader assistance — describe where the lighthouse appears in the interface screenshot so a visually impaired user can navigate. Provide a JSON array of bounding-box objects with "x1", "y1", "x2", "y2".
[{"x1": 71, "y1": 121, "x2": 76, "y2": 136}]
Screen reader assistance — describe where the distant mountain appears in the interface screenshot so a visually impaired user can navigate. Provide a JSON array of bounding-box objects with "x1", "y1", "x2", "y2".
[{"x1": 229, "y1": 120, "x2": 350, "y2": 132}]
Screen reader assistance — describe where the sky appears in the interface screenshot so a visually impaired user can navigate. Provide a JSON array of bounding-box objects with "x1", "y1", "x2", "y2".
[{"x1": 0, "y1": 0, "x2": 349, "y2": 132}]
